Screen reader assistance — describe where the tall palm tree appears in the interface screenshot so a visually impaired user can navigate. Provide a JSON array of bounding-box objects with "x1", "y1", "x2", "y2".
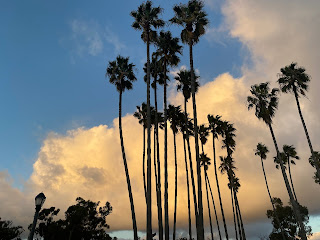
[
  {"x1": 199, "y1": 124, "x2": 222, "y2": 240},
  {"x1": 176, "y1": 69, "x2": 200, "y2": 233},
  {"x1": 277, "y1": 62, "x2": 320, "y2": 181},
  {"x1": 133, "y1": 102, "x2": 148, "y2": 202},
  {"x1": 155, "y1": 31, "x2": 182, "y2": 240},
  {"x1": 207, "y1": 114, "x2": 229, "y2": 240},
  {"x1": 106, "y1": 56, "x2": 138, "y2": 240},
  {"x1": 144, "y1": 54, "x2": 165, "y2": 239},
  {"x1": 200, "y1": 153, "x2": 214, "y2": 240},
  {"x1": 179, "y1": 114, "x2": 194, "y2": 240},
  {"x1": 219, "y1": 156, "x2": 239, "y2": 240},
  {"x1": 167, "y1": 104, "x2": 183, "y2": 240},
  {"x1": 255, "y1": 143, "x2": 286, "y2": 240},
  {"x1": 283, "y1": 145, "x2": 300, "y2": 202},
  {"x1": 247, "y1": 82, "x2": 307, "y2": 240},
  {"x1": 170, "y1": 2, "x2": 208, "y2": 238},
  {"x1": 131, "y1": 3, "x2": 164, "y2": 239}
]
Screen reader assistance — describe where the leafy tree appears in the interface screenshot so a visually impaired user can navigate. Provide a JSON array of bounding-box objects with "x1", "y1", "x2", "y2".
[
  {"x1": 106, "y1": 55, "x2": 138, "y2": 239},
  {"x1": 267, "y1": 198, "x2": 312, "y2": 240},
  {"x1": 0, "y1": 217, "x2": 23, "y2": 240},
  {"x1": 30, "y1": 197, "x2": 113, "y2": 240},
  {"x1": 171, "y1": 2, "x2": 209, "y2": 238},
  {"x1": 131, "y1": 3, "x2": 164, "y2": 239},
  {"x1": 247, "y1": 82, "x2": 307, "y2": 240},
  {"x1": 277, "y1": 63, "x2": 320, "y2": 182}
]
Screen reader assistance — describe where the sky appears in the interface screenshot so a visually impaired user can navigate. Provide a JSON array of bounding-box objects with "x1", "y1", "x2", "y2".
[{"x1": 1, "y1": 0, "x2": 320, "y2": 239}]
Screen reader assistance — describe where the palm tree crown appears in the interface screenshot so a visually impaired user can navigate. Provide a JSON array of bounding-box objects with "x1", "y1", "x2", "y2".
[
  {"x1": 207, "y1": 114, "x2": 224, "y2": 139},
  {"x1": 133, "y1": 102, "x2": 148, "y2": 129},
  {"x1": 198, "y1": 124, "x2": 210, "y2": 147},
  {"x1": 176, "y1": 69, "x2": 199, "y2": 101},
  {"x1": 277, "y1": 62, "x2": 310, "y2": 97},
  {"x1": 106, "y1": 56, "x2": 136, "y2": 93},
  {"x1": 247, "y1": 82, "x2": 279, "y2": 125},
  {"x1": 170, "y1": 0, "x2": 209, "y2": 45},
  {"x1": 200, "y1": 153, "x2": 211, "y2": 171},
  {"x1": 130, "y1": 1, "x2": 164, "y2": 43},
  {"x1": 255, "y1": 143, "x2": 269, "y2": 161},
  {"x1": 167, "y1": 105, "x2": 183, "y2": 134}
]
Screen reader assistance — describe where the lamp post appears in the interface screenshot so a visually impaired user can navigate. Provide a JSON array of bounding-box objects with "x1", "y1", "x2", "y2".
[{"x1": 28, "y1": 192, "x2": 46, "y2": 240}]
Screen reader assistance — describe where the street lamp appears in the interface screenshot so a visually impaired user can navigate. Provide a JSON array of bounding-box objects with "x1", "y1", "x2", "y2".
[{"x1": 28, "y1": 192, "x2": 46, "y2": 240}]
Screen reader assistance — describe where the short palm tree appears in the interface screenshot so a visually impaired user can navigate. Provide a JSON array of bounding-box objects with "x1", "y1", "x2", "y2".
[
  {"x1": 247, "y1": 82, "x2": 307, "y2": 240},
  {"x1": 155, "y1": 30, "x2": 182, "y2": 240},
  {"x1": 255, "y1": 143, "x2": 286, "y2": 240},
  {"x1": 208, "y1": 114, "x2": 229, "y2": 240},
  {"x1": 171, "y1": 2, "x2": 209, "y2": 238},
  {"x1": 167, "y1": 104, "x2": 183, "y2": 240},
  {"x1": 277, "y1": 63, "x2": 320, "y2": 181},
  {"x1": 131, "y1": 3, "x2": 164, "y2": 239},
  {"x1": 106, "y1": 55, "x2": 138, "y2": 240}
]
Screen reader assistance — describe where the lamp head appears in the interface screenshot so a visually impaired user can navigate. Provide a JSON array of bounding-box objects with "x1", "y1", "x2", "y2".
[{"x1": 35, "y1": 192, "x2": 46, "y2": 211}]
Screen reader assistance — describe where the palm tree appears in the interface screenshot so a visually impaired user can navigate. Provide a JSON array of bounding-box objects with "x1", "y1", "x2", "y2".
[
  {"x1": 170, "y1": 2, "x2": 208, "y2": 238},
  {"x1": 133, "y1": 102, "x2": 148, "y2": 202},
  {"x1": 131, "y1": 3, "x2": 164, "y2": 239},
  {"x1": 283, "y1": 145, "x2": 300, "y2": 202},
  {"x1": 144, "y1": 54, "x2": 165, "y2": 239},
  {"x1": 155, "y1": 31, "x2": 182, "y2": 240},
  {"x1": 255, "y1": 143, "x2": 286, "y2": 240},
  {"x1": 277, "y1": 63, "x2": 320, "y2": 181},
  {"x1": 208, "y1": 114, "x2": 229, "y2": 240},
  {"x1": 219, "y1": 156, "x2": 239, "y2": 240},
  {"x1": 106, "y1": 55, "x2": 138, "y2": 240},
  {"x1": 176, "y1": 69, "x2": 200, "y2": 234},
  {"x1": 247, "y1": 82, "x2": 307, "y2": 240},
  {"x1": 167, "y1": 104, "x2": 183, "y2": 240},
  {"x1": 200, "y1": 153, "x2": 214, "y2": 240},
  {"x1": 309, "y1": 151, "x2": 320, "y2": 184}
]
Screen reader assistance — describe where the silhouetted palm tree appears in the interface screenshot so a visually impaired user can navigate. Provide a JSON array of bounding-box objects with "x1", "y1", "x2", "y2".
[
  {"x1": 255, "y1": 143, "x2": 286, "y2": 240},
  {"x1": 133, "y1": 102, "x2": 148, "y2": 202},
  {"x1": 283, "y1": 145, "x2": 300, "y2": 202},
  {"x1": 155, "y1": 31, "x2": 182, "y2": 240},
  {"x1": 247, "y1": 82, "x2": 307, "y2": 240},
  {"x1": 171, "y1": 2, "x2": 208, "y2": 238},
  {"x1": 277, "y1": 63, "x2": 320, "y2": 181},
  {"x1": 200, "y1": 153, "x2": 214, "y2": 240},
  {"x1": 309, "y1": 151, "x2": 320, "y2": 184},
  {"x1": 168, "y1": 104, "x2": 183, "y2": 240},
  {"x1": 106, "y1": 55, "x2": 138, "y2": 240},
  {"x1": 131, "y1": 3, "x2": 164, "y2": 239},
  {"x1": 208, "y1": 114, "x2": 229, "y2": 240},
  {"x1": 176, "y1": 69, "x2": 199, "y2": 235}
]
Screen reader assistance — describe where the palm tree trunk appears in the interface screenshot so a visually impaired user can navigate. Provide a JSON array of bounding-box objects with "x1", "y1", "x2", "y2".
[
  {"x1": 183, "y1": 135, "x2": 192, "y2": 240},
  {"x1": 230, "y1": 187, "x2": 239, "y2": 240},
  {"x1": 293, "y1": 87, "x2": 320, "y2": 180},
  {"x1": 260, "y1": 157, "x2": 286, "y2": 240},
  {"x1": 119, "y1": 91, "x2": 138, "y2": 240},
  {"x1": 268, "y1": 123, "x2": 307, "y2": 240},
  {"x1": 212, "y1": 135, "x2": 229, "y2": 239},
  {"x1": 287, "y1": 156, "x2": 298, "y2": 202},
  {"x1": 233, "y1": 191, "x2": 242, "y2": 240},
  {"x1": 173, "y1": 132, "x2": 178, "y2": 240},
  {"x1": 205, "y1": 170, "x2": 214, "y2": 240},
  {"x1": 154, "y1": 82, "x2": 163, "y2": 240},
  {"x1": 184, "y1": 99, "x2": 199, "y2": 229},
  {"x1": 143, "y1": 128, "x2": 147, "y2": 204},
  {"x1": 189, "y1": 41, "x2": 204, "y2": 240},
  {"x1": 233, "y1": 191, "x2": 245, "y2": 240},
  {"x1": 163, "y1": 59, "x2": 169, "y2": 240},
  {"x1": 146, "y1": 34, "x2": 152, "y2": 240},
  {"x1": 206, "y1": 174, "x2": 222, "y2": 240}
]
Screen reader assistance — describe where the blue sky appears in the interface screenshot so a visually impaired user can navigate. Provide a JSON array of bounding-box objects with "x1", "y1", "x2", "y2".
[{"x1": 0, "y1": 0, "x2": 244, "y2": 183}]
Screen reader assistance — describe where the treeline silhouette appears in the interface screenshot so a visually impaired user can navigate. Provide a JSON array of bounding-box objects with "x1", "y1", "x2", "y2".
[{"x1": 106, "y1": 1, "x2": 319, "y2": 240}]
